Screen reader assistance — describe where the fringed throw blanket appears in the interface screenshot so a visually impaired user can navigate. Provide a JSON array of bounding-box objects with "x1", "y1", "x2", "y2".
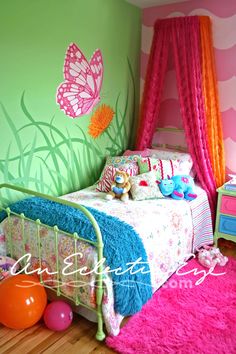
[{"x1": 0, "y1": 197, "x2": 152, "y2": 315}]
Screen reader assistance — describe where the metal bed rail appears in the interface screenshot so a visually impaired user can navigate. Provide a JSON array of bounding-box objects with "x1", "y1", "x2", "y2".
[{"x1": 0, "y1": 183, "x2": 105, "y2": 341}]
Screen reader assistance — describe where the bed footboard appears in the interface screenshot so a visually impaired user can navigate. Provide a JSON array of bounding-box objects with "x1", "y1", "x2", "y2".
[{"x1": 0, "y1": 183, "x2": 106, "y2": 341}]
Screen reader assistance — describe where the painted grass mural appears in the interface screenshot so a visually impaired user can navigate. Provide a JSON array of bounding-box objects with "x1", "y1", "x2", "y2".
[{"x1": 0, "y1": 59, "x2": 136, "y2": 204}]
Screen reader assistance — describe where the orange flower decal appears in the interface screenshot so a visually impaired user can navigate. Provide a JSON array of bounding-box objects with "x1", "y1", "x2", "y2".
[{"x1": 88, "y1": 104, "x2": 114, "y2": 138}]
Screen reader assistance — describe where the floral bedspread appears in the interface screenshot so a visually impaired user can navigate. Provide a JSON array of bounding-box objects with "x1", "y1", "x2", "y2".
[{"x1": 0, "y1": 184, "x2": 213, "y2": 335}]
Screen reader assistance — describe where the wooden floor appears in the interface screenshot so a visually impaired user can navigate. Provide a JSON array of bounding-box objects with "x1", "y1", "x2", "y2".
[
  {"x1": 0, "y1": 239, "x2": 235, "y2": 354},
  {"x1": 0, "y1": 317, "x2": 115, "y2": 354}
]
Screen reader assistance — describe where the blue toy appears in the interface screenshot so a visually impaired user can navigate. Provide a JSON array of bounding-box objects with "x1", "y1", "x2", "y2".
[{"x1": 159, "y1": 175, "x2": 197, "y2": 200}]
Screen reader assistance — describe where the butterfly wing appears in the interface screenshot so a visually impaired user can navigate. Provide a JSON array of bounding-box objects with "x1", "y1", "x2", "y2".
[
  {"x1": 89, "y1": 49, "x2": 103, "y2": 96},
  {"x1": 64, "y1": 43, "x2": 97, "y2": 97},
  {"x1": 56, "y1": 43, "x2": 101, "y2": 117},
  {"x1": 56, "y1": 82, "x2": 99, "y2": 118}
]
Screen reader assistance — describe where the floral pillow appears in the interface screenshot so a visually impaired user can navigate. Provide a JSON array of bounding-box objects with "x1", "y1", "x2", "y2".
[
  {"x1": 130, "y1": 171, "x2": 164, "y2": 201},
  {"x1": 96, "y1": 155, "x2": 140, "y2": 192},
  {"x1": 137, "y1": 157, "x2": 179, "y2": 181},
  {"x1": 96, "y1": 162, "x2": 138, "y2": 192},
  {"x1": 147, "y1": 149, "x2": 193, "y2": 175},
  {"x1": 106, "y1": 155, "x2": 140, "y2": 166}
]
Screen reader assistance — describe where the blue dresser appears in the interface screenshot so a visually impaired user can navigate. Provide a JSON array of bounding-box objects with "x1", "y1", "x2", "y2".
[{"x1": 214, "y1": 187, "x2": 236, "y2": 246}]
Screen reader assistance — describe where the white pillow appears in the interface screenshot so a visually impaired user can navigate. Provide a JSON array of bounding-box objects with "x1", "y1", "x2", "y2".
[
  {"x1": 147, "y1": 148, "x2": 193, "y2": 175},
  {"x1": 130, "y1": 171, "x2": 164, "y2": 201}
]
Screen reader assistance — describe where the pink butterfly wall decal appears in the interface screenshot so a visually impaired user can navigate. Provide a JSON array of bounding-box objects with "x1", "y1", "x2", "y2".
[{"x1": 56, "y1": 43, "x2": 103, "y2": 118}]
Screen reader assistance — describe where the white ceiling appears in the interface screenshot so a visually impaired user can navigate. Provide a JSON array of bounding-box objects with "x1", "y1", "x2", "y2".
[{"x1": 126, "y1": 0, "x2": 189, "y2": 8}]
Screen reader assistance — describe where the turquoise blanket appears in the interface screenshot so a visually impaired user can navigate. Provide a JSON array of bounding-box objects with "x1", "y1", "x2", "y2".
[{"x1": 0, "y1": 197, "x2": 152, "y2": 315}]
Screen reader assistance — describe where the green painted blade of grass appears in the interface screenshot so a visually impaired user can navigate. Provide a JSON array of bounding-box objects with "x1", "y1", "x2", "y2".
[
  {"x1": 65, "y1": 133, "x2": 81, "y2": 192},
  {"x1": 36, "y1": 156, "x2": 66, "y2": 195},
  {"x1": 76, "y1": 126, "x2": 100, "y2": 182},
  {"x1": 24, "y1": 133, "x2": 37, "y2": 187},
  {"x1": 127, "y1": 57, "x2": 136, "y2": 148},
  {"x1": 116, "y1": 88, "x2": 129, "y2": 150},
  {"x1": 89, "y1": 138, "x2": 104, "y2": 179},
  {"x1": 117, "y1": 80, "x2": 130, "y2": 149},
  {"x1": 34, "y1": 164, "x2": 46, "y2": 194},
  {"x1": 73, "y1": 148, "x2": 84, "y2": 191},
  {"x1": 0, "y1": 102, "x2": 26, "y2": 178},
  {"x1": 75, "y1": 148, "x2": 86, "y2": 189},
  {"x1": 9, "y1": 176, "x2": 55, "y2": 195},
  {"x1": 105, "y1": 147, "x2": 120, "y2": 155},
  {"x1": 0, "y1": 159, "x2": 15, "y2": 205},
  {"x1": 48, "y1": 117, "x2": 70, "y2": 169},
  {"x1": 0, "y1": 190, "x2": 13, "y2": 208},
  {"x1": 113, "y1": 93, "x2": 123, "y2": 149},
  {"x1": 48, "y1": 115, "x2": 57, "y2": 144},
  {"x1": 65, "y1": 150, "x2": 74, "y2": 191},
  {"x1": 77, "y1": 126, "x2": 94, "y2": 176},
  {"x1": 92, "y1": 139, "x2": 106, "y2": 160},
  {"x1": 104, "y1": 129, "x2": 123, "y2": 152},
  {"x1": 0, "y1": 146, "x2": 54, "y2": 164},
  {"x1": 20, "y1": 92, "x2": 63, "y2": 193},
  {"x1": 34, "y1": 170, "x2": 40, "y2": 193},
  {"x1": 18, "y1": 119, "x2": 103, "y2": 160},
  {"x1": 39, "y1": 164, "x2": 46, "y2": 194},
  {"x1": 50, "y1": 137, "x2": 103, "y2": 160},
  {"x1": 2, "y1": 144, "x2": 15, "y2": 183},
  {"x1": 3, "y1": 144, "x2": 17, "y2": 202},
  {"x1": 119, "y1": 107, "x2": 129, "y2": 147}
]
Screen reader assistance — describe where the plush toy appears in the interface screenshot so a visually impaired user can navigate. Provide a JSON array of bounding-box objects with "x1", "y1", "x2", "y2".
[
  {"x1": 197, "y1": 245, "x2": 228, "y2": 269},
  {"x1": 0, "y1": 256, "x2": 20, "y2": 281},
  {"x1": 106, "y1": 170, "x2": 131, "y2": 202},
  {"x1": 159, "y1": 175, "x2": 197, "y2": 200}
]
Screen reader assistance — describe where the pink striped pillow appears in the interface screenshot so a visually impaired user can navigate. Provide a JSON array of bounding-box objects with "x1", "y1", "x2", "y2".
[
  {"x1": 137, "y1": 157, "x2": 179, "y2": 181},
  {"x1": 96, "y1": 163, "x2": 138, "y2": 192},
  {"x1": 147, "y1": 149, "x2": 193, "y2": 175}
]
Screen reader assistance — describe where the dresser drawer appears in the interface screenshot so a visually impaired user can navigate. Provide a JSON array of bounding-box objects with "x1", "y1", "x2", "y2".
[
  {"x1": 220, "y1": 195, "x2": 236, "y2": 216},
  {"x1": 219, "y1": 215, "x2": 236, "y2": 236}
]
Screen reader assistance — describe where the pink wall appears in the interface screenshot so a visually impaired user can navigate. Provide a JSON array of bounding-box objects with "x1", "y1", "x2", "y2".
[{"x1": 141, "y1": 0, "x2": 236, "y2": 177}]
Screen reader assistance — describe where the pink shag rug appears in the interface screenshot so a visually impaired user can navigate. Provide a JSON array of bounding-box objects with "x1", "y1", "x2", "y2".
[{"x1": 106, "y1": 257, "x2": 236, "y2": 354}]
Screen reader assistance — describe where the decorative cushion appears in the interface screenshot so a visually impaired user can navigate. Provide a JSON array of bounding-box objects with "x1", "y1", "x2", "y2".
[
  {"x1": 96, "y1": 155, "x2": 139, "y2": 193},
  {"x1": 106, "y1": 155, "x2": 140, "y2": 167},
  {"x1": 130, "y1": 171, "x2": 164, "y2": 201},
  {"x1": 137, "y1": 157, "x2": 179, "y2": 181},
  {"x1": 147, "y1": 149, "x2": 193, "y2": 175},
  {"x1": 96, "y1": 162, "x2": 138, "y2": 192},
  {"x1": 123, "y1": 149, "x2": 149, "y2": 157}
]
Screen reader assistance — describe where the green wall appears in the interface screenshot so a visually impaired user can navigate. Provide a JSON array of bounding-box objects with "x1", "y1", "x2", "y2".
[{"x1": 0, "y1": 0, "x2": 141, "y2": 202}]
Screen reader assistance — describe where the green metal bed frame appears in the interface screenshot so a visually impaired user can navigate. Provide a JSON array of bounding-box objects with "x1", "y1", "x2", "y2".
[{"x1": 0, "y1": 183, "x2": 106, "y2": 341}]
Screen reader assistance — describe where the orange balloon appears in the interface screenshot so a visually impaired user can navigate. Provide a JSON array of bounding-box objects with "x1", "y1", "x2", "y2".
[{"x1": 0, "y1": 274, "x2": 47, "y2": 329}]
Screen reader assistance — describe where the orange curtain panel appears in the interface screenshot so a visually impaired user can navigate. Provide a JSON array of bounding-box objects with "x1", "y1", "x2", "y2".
[{"x1": 199, "y1": 16, "x2": 225, "y2": 187}]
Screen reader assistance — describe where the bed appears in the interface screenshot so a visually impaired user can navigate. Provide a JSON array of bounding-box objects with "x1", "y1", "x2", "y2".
[{"x1": 0, "y1": 179, "x2": 213, "y2": 340}]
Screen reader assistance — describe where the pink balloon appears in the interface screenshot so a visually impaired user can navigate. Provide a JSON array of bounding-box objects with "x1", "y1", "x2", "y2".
[{"x1": 43, "y1": 301, "x2": 73, "y2": 331}]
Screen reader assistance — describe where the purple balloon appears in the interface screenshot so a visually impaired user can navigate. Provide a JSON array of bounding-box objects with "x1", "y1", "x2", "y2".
[{"x1": 43, "y1": 301, "x2": 73, "y2": 331}]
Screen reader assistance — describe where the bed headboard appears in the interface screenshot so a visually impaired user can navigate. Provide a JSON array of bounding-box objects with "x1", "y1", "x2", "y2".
[{"x1": 152, "y1": 127, "x2": 188, "y2": 152}]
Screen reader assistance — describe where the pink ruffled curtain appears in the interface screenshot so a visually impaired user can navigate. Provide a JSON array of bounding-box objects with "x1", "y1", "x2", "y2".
[
  {"x1": 136, "y1": 21, "x2": 170, "y2": 149},
  {"x1": 136, "y1": 17, "x2": 217, "y2": 220}
]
